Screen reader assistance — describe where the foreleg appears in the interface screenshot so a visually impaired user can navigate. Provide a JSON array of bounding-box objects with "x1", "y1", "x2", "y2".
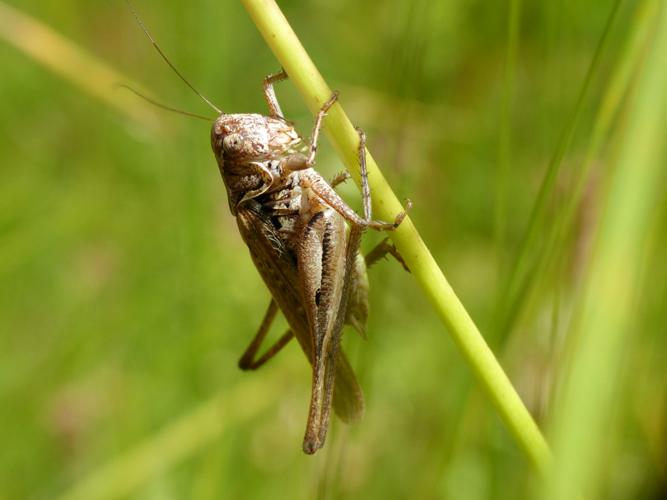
[{"x1": 263, "y1": 69, "x2": 289, "y2": 119}]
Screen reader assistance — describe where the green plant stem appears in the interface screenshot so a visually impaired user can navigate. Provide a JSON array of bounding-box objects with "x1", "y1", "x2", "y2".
[{"x1": 240, "y1": 0, "x2": 551, "y2": 472}]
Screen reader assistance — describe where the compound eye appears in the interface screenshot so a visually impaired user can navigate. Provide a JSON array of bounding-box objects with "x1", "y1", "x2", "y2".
[{"x1": 222, "y1": 133, "x2": 244, "y2": 154}]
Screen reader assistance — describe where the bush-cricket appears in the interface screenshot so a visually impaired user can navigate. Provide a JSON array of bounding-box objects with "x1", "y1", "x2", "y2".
[{"x1": 127, "y1": 2, "x2": 408, "y2": 454}]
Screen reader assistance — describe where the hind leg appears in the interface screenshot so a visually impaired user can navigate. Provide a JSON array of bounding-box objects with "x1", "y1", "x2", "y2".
[{"x1": 238, "y1": 299, "x2": 295, "y2": 370}]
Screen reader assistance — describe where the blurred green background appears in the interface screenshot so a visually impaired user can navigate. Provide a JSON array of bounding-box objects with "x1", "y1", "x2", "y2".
[{"x1": 1, "y1": 0, "x2": 665, "y2": 499}]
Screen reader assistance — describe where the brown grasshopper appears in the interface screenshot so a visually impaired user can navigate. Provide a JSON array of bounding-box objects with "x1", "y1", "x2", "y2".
[
  {"x1": 127, "y1": 3, "x2": 408, "y2": 454},
  {"x1": 211, "y1": 74, "x2": 408, "y2": 453}
]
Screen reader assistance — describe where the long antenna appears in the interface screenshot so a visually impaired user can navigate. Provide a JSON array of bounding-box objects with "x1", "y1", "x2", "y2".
[
  {"x1": 117, "y1": 84, "x2": 215, "y2": 121},
  {"x1": 125, "y1": 0, "x2": 223, "y2": 115}
]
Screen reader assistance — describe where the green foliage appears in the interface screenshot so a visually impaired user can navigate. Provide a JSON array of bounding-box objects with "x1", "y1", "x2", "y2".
[{"x1": 0, "y1": 0, "x2": 665, "y2": 499}]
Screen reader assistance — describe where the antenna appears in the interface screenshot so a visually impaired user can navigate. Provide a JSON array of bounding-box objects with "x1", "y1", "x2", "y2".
[
  {"x1": 117, "y1": 84, "x2": 215, "y2": 121},
  {"x1": 125, "y1": 0, "x2": 223, "y2": 115}
]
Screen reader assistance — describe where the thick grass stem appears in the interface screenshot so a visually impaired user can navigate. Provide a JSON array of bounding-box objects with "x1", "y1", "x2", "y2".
[{"x1": 240, "y1": 0, "x2": 551, "y2": 471}]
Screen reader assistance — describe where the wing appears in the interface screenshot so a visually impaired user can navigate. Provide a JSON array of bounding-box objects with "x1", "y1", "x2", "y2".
[
  {"x1": 235, "y1": 201, "x2": 364, "y2": 428},
  {"x1": 296, "y1": 200, "x2": 348, "y2": 453}
]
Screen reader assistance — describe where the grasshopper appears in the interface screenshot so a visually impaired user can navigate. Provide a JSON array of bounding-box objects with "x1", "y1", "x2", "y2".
[
  {"x1": 127, "y1": 3, "x2": 408, "y2": 454},
  {"x1": 212, "y1": 74, "x2": 408, "y2": 453}
]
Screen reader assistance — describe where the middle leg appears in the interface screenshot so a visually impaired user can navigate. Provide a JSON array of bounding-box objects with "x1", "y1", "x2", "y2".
[{"x1": 365, "y1": 237, "x2": 410, "y2": 272}]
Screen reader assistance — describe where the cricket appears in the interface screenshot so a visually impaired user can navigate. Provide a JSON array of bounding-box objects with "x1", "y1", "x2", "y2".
[{"x1": 128, "y1": 2, "x2": 408, "y2": 454}]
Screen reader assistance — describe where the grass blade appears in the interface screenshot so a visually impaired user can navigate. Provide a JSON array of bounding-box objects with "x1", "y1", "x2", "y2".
[
  {"x1": 0, "y1": 1, "x2": 161, "y2": 131},
  {"x1": 540, "y1": 2, "x2": 667, "y2": 498},
  {"x1": 495, "y1": 0, "x2": 623, "y2": 343}
]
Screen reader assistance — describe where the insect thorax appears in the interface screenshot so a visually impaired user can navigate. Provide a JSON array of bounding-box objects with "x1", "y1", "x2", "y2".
[{"x1": 223, "y1": 156, "x2": 304, "y2": 245}]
